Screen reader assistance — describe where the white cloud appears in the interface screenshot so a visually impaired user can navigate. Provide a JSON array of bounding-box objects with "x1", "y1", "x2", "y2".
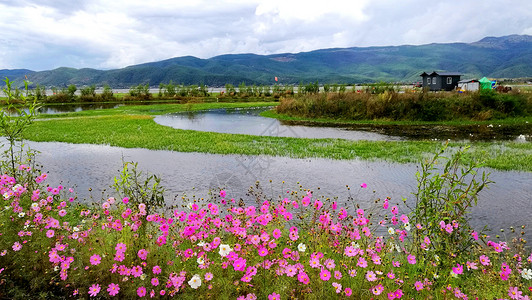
[{"x1": 0, "y1": 0, "x2": 530, "y2": 70}]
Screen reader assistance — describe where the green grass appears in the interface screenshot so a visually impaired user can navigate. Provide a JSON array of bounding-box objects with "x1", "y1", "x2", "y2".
[{"x1": 21, "y1": 102, "x2": 532, "y2": 172}]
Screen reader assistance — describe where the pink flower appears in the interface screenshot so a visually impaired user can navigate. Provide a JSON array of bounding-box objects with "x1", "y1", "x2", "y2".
[
  {"x1": 320, "y1": 269, "x2": 331, "y2": 281},
  {"x1": 115, "y1": 243, "x2": 127, "y2": 253},
  {"x1": 138, "y1": 249, "x2": 148, "y2": 260},
  {"x1": 407, "y1": 254, "x2": 416, "y2": 264},
  {"x1": 372, "y1": 284, "x2": 384, "y2": 295},
  {"x1": 220, "y1": 190, "x2": 226, "y2": 198},
  {"x1": 46, "y1": 230, "x2": 55, "y2": 238},
  {"x1": 205, "y1": 272, "x2": 213, "y2": 281},
  {"x1": 12, "y1": 242, "x2": 22, "y2": 251},
  {"x1": 90, "y1": 254, "x2": 101, "y2": 265},
  {"x1": 357, "y1": 257, "x2": 368, "y2": 268},
  {"x1": 272, "y1": 228, "x2": 281, "y2": 239},
  {"x1": 152, "y1": 265, "x2": 161, "y2": 274},
  {"x1": 151, "y1": 277, "x2": 159, "y2": 286},
  {"x1": 414, "y1": 281, "x2": 424, "y2": 291},
  {"x1": 479, "y1": 255, "x2": 490, "y2": 266},
  {"x1": 268, "y1": 292, "x2": 280, "y2": 300},
  {"x1": 360, "y1": 183, "x2": 367, "y2": 188},
  {"x1": 107, "y1": 283, "x2": 120, "y2": 296},
  {"x1": 366, "y1": 271, "x2": 377, "y2": 282},
  {"x1": 508, "y1": 286, "x2": 522, "y2": 300},
  {"x1": 88, "y1": 284, "x2": 101, "y2": 297},
  {"x1": 122, "y1": 197, "x2": 129, "y2": 204}
]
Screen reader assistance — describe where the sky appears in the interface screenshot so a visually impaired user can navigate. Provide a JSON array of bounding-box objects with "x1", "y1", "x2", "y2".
[{"x1": 1, "y1": 0, "x2": 531, "y2": 71}]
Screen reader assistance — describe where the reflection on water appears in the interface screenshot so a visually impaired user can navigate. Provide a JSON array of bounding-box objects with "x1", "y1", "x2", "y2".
[
  {"x1": 22, "y1": 140, "x2": 532, "y2": 241},
  {"x1": 155, "y1": 107, "x2": 532, "y2": 142},
  {"x1": 155, "y1": 108, "x2": 403, "y2": 141}
]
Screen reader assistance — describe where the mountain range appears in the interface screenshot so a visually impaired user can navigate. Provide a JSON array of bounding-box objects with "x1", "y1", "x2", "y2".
[{"x1": 1, "y1": 35, "x2": 531, "y2": 88}]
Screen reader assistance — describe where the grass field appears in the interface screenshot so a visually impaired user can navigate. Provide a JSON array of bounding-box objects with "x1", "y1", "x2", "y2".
[{"x1": 17, "y1": 102, "x2": 532, "y2": 172}]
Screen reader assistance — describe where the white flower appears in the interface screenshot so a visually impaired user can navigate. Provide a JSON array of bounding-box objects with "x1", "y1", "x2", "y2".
[
  {"x1": 434, "y1": 254, "x2": 440, "y2": 262},
  {"x1": 140, "y1": 274, "x2": 146, "y2": 280},
  {"x1": 3, "y1": 192, "x2": 10, "y2": 199},
  {"x1": 12, "y1": 184, "x2": 22, "y2": 192},
  {"x1": 218, "y1": 244, "x2": 232, "y2": 257},
  {"x1": 187, "y1": 203, "x2": 193, "y2": 209},
  {"x1": 31, "y1": 203, "x2": 38, "y2": 208},
  {"x1": 351, "y1": 242, "x2": 360, "y2": 248},
  {"x1": 197, "y1": 256, "x2": 205, "y2": 265},
  {"x1": 73, "y1": 226, "x2": 80, "y2": 232},
  {"x1": 297, "y1": 243, "x2": 306, "y2": 252},
  {"x1": 404, "y1": 223, "x2": 411, "y2": 231},
  {"x1": 188, "y1": 274, "x2": 202, "y2": 289},
  {"x1": 197, "y1": 241, "x2": 205, "y2": 247},
  {"x1": 394, "y1": 244, "x2": 401, "y2": 253},
  {"x1": 450, "y1": 270, "x2": 458, "y2": 278},
  {"x1": 388, "y1": 227, "x2": 395, "y2": 235},
  {"x1": 18, "y1": 212, "x2": 25, "y2": 218},
  {"x1": 54, "y1": 266, "x2": 60, "y2": 272},
  {"x1": 522, "y1": 268, "x2": 532, "y2": 280}
]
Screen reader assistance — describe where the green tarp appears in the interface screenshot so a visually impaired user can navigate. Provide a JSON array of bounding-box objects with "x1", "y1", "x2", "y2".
[{"x1": 479, "y1": 77, "x2": 492, "y2": 90}]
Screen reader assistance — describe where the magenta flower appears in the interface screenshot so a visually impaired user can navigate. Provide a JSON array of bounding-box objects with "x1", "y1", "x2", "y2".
[
  {"x1": 360, "y1": 183, "x2": 367, "y2": 188},
  {"x1": 151, "y1": 277, "x2": 159, "y2": 286},
  {"x1": 272, "y1": 228, "x2": 281, "y2": 239},
  {"x1": 88, "y1": 284, "x2": 101, "y2": 297},
  {"x1": 452, "y1": 263, "x2": 463, "y2": 275},
  {"x1": 138, "y1": 249, "x2": 148, "y2": 260},
  {"x1": 414, "y1": 281, "x2": 424, "y2": 291},
  {"x1": 320, "y1": 269, "x2": 331, "y2": 281},
  {"x1": 268, "y1": 292, "x2": 280, "y2": 300},
  {"x1": 89, "y1": 254, "x2": 101, "y2": 266},
  {"x1": 258, "y1": 247, "x2": 268, "y2": 257},
  {"x1": 219, "y1": 190, "x2": 226, "y2": 198},
  {"x1": 152, "y1": 265, "x2": 162, "y2": 274},
  {"x1": 107, "y1": 283, "x2": 119, "y2": 296},
  {"x1": 137, "y1": 286, "x2": 146, "y2": 297},
  {"x1": 344, "y1": 287, "x2": 352, "y2": 296},
  {"x1": 46, "y1": 230, "x2": 55, "y2": 238},
  {"x1": 131, "y1": 265, "x2": 143, "y2": 277},
  {"x1": 115, "y1": 243, "x2": 127, "y2": 253}
]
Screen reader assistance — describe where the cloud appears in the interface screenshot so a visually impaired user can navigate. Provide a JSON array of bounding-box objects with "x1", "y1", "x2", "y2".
[{"x1": 0, "y1": 0, "x2": 530, "y2": 70}]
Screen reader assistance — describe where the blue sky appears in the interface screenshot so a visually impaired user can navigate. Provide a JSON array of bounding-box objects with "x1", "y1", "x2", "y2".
[{"x1": 1, "y1": 0, "x2": 531, "y2": 71}]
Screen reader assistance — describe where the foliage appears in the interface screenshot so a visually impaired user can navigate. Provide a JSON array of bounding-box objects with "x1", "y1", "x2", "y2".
[
  {"x1": 0, "y1": 78, "x2": 40, "y2": 177},
  {"x1": 112, "y1": 161, "x2": 165, "y2": 215},
  {"x1": 410, "y1": 144, "x2": 492, "y2": 265},
  {"x1": 127, "y1": 83, "x2": 152, "y2": 100},
  {"x1": 0, "y1": 147, "x2": 531, "y2": 299},
  {"x1": 276, "y1": 90, "x2": 532, "y2": 121}
]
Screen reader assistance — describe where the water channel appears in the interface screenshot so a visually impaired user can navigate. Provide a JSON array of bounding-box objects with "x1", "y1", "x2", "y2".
[
  {"x1": 5, "y1": 105, "x2": 531, "y2": 240},
  {"x1": 154, "y1": 107, "x2": 532, "y2": 142}
]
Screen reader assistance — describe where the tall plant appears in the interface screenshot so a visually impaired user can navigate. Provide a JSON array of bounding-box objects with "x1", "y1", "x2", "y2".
[
  {"x1": 0, "y1": 77, "x2": 40, "y2": 177},
  {"x1": 410, "y1": 143, "x2": 492, "y2": 263}
]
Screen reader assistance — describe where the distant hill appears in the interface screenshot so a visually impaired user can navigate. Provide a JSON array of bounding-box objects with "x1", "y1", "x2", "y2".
[{"x1": 1, "y1": 34, "x2": 531, "y2": 88}]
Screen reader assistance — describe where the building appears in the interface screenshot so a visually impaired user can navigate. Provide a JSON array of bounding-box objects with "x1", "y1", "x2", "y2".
[
  {"x1": 420, "y1": 71, "x2": 462, "y2": 91},
  {"x1": 457, "y1": 79, "x2": 480, "y2": 92}
]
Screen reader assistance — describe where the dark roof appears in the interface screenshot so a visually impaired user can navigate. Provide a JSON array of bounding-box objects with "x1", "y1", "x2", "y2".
[{"x1": 420, "y1": 71, "x2": 462, "y2": 77}]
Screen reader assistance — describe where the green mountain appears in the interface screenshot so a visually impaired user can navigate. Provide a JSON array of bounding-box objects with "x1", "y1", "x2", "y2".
[{"x1": 2, "y1": 35, "x2": 531, "y2": 88}]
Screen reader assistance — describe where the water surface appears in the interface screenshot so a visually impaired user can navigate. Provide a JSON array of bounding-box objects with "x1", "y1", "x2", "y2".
[{"x1": 23, "y1": 140, "x2": 532, "y2": 241}]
